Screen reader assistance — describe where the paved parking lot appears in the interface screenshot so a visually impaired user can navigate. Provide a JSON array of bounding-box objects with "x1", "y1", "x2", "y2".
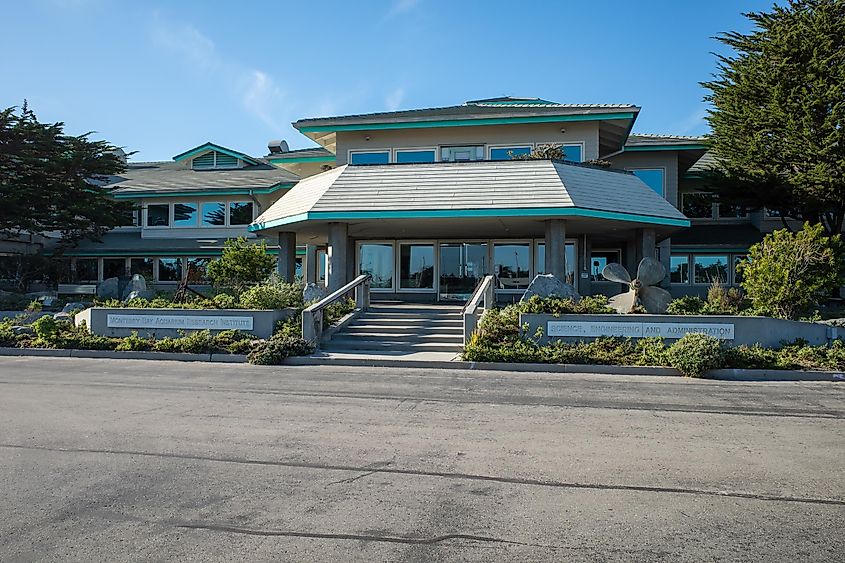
[{"x1": 1, "y1": 357, "x2": 843, "y2": 561}]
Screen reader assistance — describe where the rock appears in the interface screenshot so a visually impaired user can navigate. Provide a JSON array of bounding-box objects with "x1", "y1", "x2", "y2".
[
  {"x1": 11, "y1": 325, "x2": 34, "y2": 336},
  {"x1": 96, "y1": 277, "x2": 120, "y2": 299},
  {"x1": 52, "y1": 312, "x2": 72, "y2": 321},
  {"x1": 302, "y1": 283, "x2": 327, "y2": 304},
  {"x1": 121, "y1": 274, "x2": 148, "y2": 300},
  {"x1": 124, "y1": 289, "x2": 154, "y2": 301},
  {"x1": 61, "y1": 302, "x2": 87, "y2": 314},
  {"x1": 520, "y1": 274, "x2": 580, "y2": 302}
]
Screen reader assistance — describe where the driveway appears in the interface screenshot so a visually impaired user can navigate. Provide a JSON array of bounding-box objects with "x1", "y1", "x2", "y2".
[{"x1": 0, "y1": 357, "x2": 842, "y2": 561}]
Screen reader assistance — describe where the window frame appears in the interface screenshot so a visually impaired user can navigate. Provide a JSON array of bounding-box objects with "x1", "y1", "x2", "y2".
[
  {"x1": 397, "y1": 241, "x2": 437, "y2": 293},
  {"x1": 145, "y1": 203, "x2": 171, "y2": 228},
  {"x1": 156, "y1": 257, "x2": 184, "y2": 283},
  {"x1": 356, "y1": 240, "x2": 396, "y2": 292},
  {"x1": 627, "y1": 167, "x2": 666, "y2": 198},
  {"x1": 487, "y1": 144, "x2": 533, "y2": 161},
  {"x1": 692, "y1": 254, "x2": 730, "y2": 285},
  {"x1": 172, "y1": 202, "x2": 200, "y2": 228},
  {"x1": 439, "y1": 145, "x2": 485, "y2": 162},
  {"x1": 392, "y1": 147, "x2": 437, "y2": 164},
  {"x1": 533, "y1": 141, "x2": 586, "y2": 162},
  {"x1": 348, "y1": 149, "x2": 391, "y2": 165},
  {"x1": 588, "y1": 249, "x2": 622, "y2": 282},
  {"x1": 670, "y1": 254, "x2": 691, "y2": 285},
  {"x1": 228, "y1": 201, "x2": 255, "y2": 226}
]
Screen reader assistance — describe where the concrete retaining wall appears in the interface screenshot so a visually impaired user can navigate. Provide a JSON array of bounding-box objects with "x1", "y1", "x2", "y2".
[
  {"x1": 75, "y1": 307, "x2": 296, "y2": 339},
  {"x1": 520, "y1": 313, "x2": 839, "y2": 348}
]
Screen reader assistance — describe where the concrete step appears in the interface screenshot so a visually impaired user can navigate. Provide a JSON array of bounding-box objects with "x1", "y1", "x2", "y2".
[
  {"x1": 324, "y1": 340, "x2": 463, "y2": 353},
  {"x1": 343, "y1": 324, "x2": 464, "y2": 335},
  {"x1": 350, "y1": 317, "x2": 463, "y2": 327},
  {"x1": 332, "y1": 332, "x2": 463, "y2": 343}
]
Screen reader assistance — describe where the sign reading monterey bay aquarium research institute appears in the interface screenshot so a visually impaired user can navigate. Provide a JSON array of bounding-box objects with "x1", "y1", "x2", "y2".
[
  {"x1": 107, "y1": 314, "x2": 254, "y2": 331},
  {"x1": 546, "y1": 320, "x2": 735, "y2": 340}
]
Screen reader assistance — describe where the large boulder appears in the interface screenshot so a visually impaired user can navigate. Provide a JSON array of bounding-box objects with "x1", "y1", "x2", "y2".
[
  {"x1": 302, "y1": 283, "x2": 327, "y2": 304},
  {"x1": 97, "y1": 277, "x2": 120, "y2": 299},
  {"x1": 121, "y1": 274, "x2": 148, "y2": 300},
  {"x1": 520, "y1": 274, "x2": 580, "y2": 302},
  {"x1": 124, "y1": 289, "x2": 154, "y2": 301}
]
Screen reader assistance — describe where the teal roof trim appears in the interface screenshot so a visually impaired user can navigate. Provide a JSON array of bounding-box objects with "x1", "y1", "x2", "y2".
[
  {"x1": 268, "y1": 155, "x2": 336, "y2": 164},
  {"x1": 172, "y1": 143, "x2": 259, "y2": 165},
  {"x1": 112, "y1": 184, "x2": 294, "y2": 199},
  {"x1": 249, "y1": 206, "x2": 690, "y2": 232},
  {"x1": 297, "y1": 112, "x2": 637, "y2": 133},
  {"x1": 624, "y1": 144, "x2": 708, "y2": 152}
]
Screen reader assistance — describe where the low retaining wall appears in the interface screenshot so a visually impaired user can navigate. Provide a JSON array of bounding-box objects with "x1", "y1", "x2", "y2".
[
  {"x1": 75, "y1": 307, "x2": 296, "y2": 339},
  {"x1": 520, "y1": 313, "x2": 840, "y2": 348}
]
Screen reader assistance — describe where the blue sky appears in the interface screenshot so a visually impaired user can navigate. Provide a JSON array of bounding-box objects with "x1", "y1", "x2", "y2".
[{"x1": 1, "y1": 0, "x2": 772, "y2": 162}]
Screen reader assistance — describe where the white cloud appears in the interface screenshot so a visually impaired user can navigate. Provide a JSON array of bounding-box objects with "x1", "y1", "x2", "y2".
[
  {"x1": 671, "y1": 106, "x2": 709, "y2": 135},
  {"x1": 150, "y1": 13, "x2": 218, "y2": 73},
  {"x1": 384, "y1": 0, "x2": 421, "y2": 20},
  {"x1": 241, "y1": 70, "x2": 285, "y2": 131},
  {"x1": 385, "y1": 87, "x2": 405, "y2": 111}
]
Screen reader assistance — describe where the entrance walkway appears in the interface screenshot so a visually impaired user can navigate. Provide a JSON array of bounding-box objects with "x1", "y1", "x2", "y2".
[{"x1": 318, "y1": 303, "x2": 464, "y2": 361}]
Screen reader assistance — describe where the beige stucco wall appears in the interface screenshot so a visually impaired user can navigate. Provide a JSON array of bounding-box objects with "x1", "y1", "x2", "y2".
[{"x1": 335, "y1": 121, "x2": 601, "y2": 165}]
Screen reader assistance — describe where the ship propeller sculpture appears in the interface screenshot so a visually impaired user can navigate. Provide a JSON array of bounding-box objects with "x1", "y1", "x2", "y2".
[{"x1": 602, "y1": 257, "x2": 672, "y2": 314}]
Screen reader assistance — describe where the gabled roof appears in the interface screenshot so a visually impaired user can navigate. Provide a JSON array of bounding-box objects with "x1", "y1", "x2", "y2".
[
  {"x1": 106, "y1": 160, "x2": 299, "y2": 198},
  {"x1": 250, "y1": 160, "x2": 688, "y2": 232},
  {"x1": 172, "y1": 142, "x2": 260, "y2": 165}
]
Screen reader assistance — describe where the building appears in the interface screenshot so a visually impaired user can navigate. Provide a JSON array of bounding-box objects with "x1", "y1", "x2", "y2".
[{"x1": 250, "y1": 96, "x2": 781, "y2": 301}]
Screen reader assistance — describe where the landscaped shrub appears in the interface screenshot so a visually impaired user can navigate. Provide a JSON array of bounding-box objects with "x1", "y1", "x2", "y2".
[
  {"x1": 114, "y1": 331, "x2": 153, "y2": 351},
  {"x1": 212, "y1": 329, "x2": 256, "y2": 354},
  {"x1": 666, "y1": 295, "x2": 707, "y2": 315},
  {"x1": 239, "y1": 277, "x2": 303, "y2": 310},
  {"x1": 211, "y1": 293, "x2": 238, "y2": 309},
  {"x1": 723, "y1": 344, "x2": 783, "y2": 370},
  {"x1": 31, "y1": 315, "x2": 61, "y2": 340},
  {"x1": 25, "y1": 300, "x2": 42, "y2": 312},
  {"x1": 636, "y1": 337, "x2": 669, "y2": 366},
  {"x1": 247, "y1": 335, "x2": 314, "y2": 365},
  {"x1": 205, "y1": 237, "x2": 276, "y2": 291},
  {"x1": 666, "y1": 333, "x2": 726, "y2": 377},
  {"x1": 517, "y1": 295, "x2": 614, "y2": 315},
  {"x1": 704, "y1": 282, "x2": 747, "y2": 315},
  {"x1": 0, "y1": 325, "x2": 16, "y2": 347},
  {"x1": 740, "y1": 223, "x2": 845, "y2": 319},
  {"x1": 324, "y1": 297, "x2": 356, "y2": 325}
]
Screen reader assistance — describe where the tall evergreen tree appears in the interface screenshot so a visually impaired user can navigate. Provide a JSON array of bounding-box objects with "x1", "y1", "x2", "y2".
[
  {"x1": 0, "y1": 103, "x2": 133, "y2": 245},
  {"x1": 701, "y1": 0, "x2": 845, "y2": 234}
]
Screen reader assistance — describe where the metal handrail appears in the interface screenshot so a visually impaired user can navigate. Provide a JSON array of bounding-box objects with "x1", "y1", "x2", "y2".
[
  {"x1": 462, "y1": 275, "x2": 495, "y2": 343},
  {"x1": 302, "y1": 274, "x2": 371, "y2": 343}
]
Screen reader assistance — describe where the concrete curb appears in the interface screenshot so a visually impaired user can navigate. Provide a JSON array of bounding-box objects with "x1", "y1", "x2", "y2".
[{"x1": 0, "y1": 347, "x2": 247, "y2": 363}]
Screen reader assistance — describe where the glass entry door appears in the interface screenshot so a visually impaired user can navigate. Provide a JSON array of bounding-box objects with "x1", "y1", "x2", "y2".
[{"x1": 438, "y1": 242, "x2": 488, "y2": 301}]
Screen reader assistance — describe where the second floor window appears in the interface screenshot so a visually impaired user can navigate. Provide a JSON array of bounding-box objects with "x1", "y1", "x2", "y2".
[
  {"x1": 440, "y1": 145, "x2": 484, "y2": 162},
  {"x1": 229, "y1": 202, "x2": 254, "y2": 225},
  {"x1": 146, "y1": 204, "x2": 169, "y2": 227},
  {"x1": 349, "y1": 150, "x2": 390, "y2": 165},
  {"x1": 630, "y1": 168, "x2": 665, "y2": 197},
  {"x1": 489, "y1": 146, "x2": 531, "y2": 160}
]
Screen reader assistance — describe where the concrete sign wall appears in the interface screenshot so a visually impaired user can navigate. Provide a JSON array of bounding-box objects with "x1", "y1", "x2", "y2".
[
  {"x1": 523, "y1": 314, "x2": 837, "y2": 348},
  {"x1": 77, "y1": 308, "x2": 295, "y2": 339}
]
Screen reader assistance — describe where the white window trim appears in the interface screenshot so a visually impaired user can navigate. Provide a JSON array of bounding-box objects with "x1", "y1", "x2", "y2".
[
  {"x1": 144, "y1": 203, "x2": 172, "y2": 229},
  {"x1": 627, "y1": 167, "x2": 667, "y2": 198},
  {"x1": 356, "y1": 240, "x2": 396, "y2": 292},
  {"x1": 534, "y1": 141, "x2": 586, "y2": 162},
  {"x1": 199, "y1": 201, "x2": 228, "y2": 228},
  {"x1": 392, "y1": 147, "x2": 437, "y2": 164},
  {"x1": 396, "y1": 240, "x2": 437, "y2": 293},
  {"x1": 348, "y1": 149, "x2": 391, "y2": 165}
]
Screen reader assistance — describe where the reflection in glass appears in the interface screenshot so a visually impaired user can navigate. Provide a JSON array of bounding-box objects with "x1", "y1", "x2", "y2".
[
  {"x1": 76, "y1": 258, "x2": 98, "y2": 282},
  {"x1": 202, "y1": 202, "x2": 226, "y2": 226},
  {"x1": 589, "y1": 251, "x2": 621, "y2": 282},
  {"x1": 694, "y1": 255, "x2": 728, "y2": 284},
  {"x1": 631, "y1": 169, "x2": 665, "y2": 196},
  {"x1": 535, "y1": 242, "x2": 576, "y2": 285},
  {"x1": 350, "y1": 151, "x2": 389, "y2": 165},
  {"x1": 229, "y1": 202, "x2": 253, "y2": 225},
  {"x1": 494, "y1": 243, "x2": 531, "y2": 290},
  {"x1": 359, "y1": 243, "x2": 394, "y2": 289},
  {"x1": 733, "y1": 255, "x2": 748, "y2": 285},
  {"x1": 146, "y1": 204, "x2": 169, "y2": 227},
  {"x1": 130, "y1": 258, "x2": 154, "y2": 280},
  {"x1": 395, "y1": 150, "x2": 435, "y2": 164},
  {"x1": 158, "y1": 258, "x2": 182, "y2": 282},
  {"x1": 670, "y1": 255, "x2": 690, "y2": 284},
  {"x1": 439, "y1": 243, "x2": 487, "y2": 300},
  {"x1": 186, "y1": 257, "x2": 210, "y2": 283},
  {"x1": 490, "y1": 147, "x2": 531, "y2": 161},
  {"x1": 400, "y1": 244, "x2": 434, "y2": 289},
  {"x1": 173, "y1": 203, "x2": 198, "y2": 227},
  {"x1": 103, "y1": 258, "x2": 125, "y2": 279}
]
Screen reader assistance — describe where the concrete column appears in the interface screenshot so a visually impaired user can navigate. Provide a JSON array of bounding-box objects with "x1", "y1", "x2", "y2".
[
  {"x1": 544, "y1": 219, "x2": 567, "y2": 280},
  {"x1": 658, "y1": 237, "x2": 671, "y2": 289},
  {"x1": 346, "y1": 236, "x2": 356, "y2": 283},
  {"x1": 639, "y1": 228, "x2": 657, "y2": 262},
  {"x1": 276, "y1": 231, "x2": 297, "y2": 283},
  {"x1": 578, "y1": 235, "x2": 592, "y2": 295},
  {"x1": 304, "y1": 245, "x2": 318, "y2": 285},
  {"x1": 327, "y1": 222, "x2": 349, "y2": 291}
]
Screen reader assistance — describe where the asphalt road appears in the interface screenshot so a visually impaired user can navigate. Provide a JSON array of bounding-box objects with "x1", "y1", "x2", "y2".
[{"x1": 0, "y1": 357, "x2": 843, "y2": 562}]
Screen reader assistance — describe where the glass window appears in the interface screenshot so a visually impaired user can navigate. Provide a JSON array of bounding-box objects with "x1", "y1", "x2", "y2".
[
  {"x1": 439, "y1": 242, "x2": 488, "y2": 300},
  {"x1": 562, "y1": 144, "x2": 582, "y2": 162},
  {"x1": 201, "y1": 202, "x2": 226, "y2": 226},
  {"x1": 440, "y1": 145, "x2": 484, "y2": 162},
  {"x1": 670, "y1": 255, "x2": 690, "y2": 284},
  {"x1": 146, "y1": 204, "x2": 169, "y2": 227},
  {"x1": 229, "y1": 201, "x2": 254, "y2": 225},
  {"x1": 76, "y1": 258, "x2": 98, "y2": 282},
  {"x1": 399, "y1": 243, "x2": 434, "y2": 289},
  {"x1": 158, "y1": 258, "x2": 182, "y2": 282},
  {"x1": 395, "y1": 149, "x2": 435, "y2": 163},
  {"x1": 631, "y1": 169, "x2": 665, "y2": 197},
  {"x1": 589, "y1": 250, "x2": 622, "y2": 282},
  {"x1": 682, "y1": 192, "x2": 714, "y2": 218},
  {"x1": 535, "y1": 242, "x2": 576, "y2": 285},
  {"x1": 130, "y1": 258, "x2": 154, "y2": 280},
  {"x1": 489, "y1": 146, "x2": 531, "y2": 160},
  {"x1": 733, "y1": 255, "x2": 748, "y2": 285},
  {"x1": 494, "y1": 243, "x2": 532, "y2": 290},
  {"x1": 173, "y1": 203, "x2": 198, "y2": 227},
  {"x1": 359, "y1": 243, "x2": 394, "y2": 289},
  {"x1": 718, "y1": 202, "x2": 748, "y2": 218},
  {"x1": 186, "y1": 257, "x2": 210, "y2": 283},
  {"x1": 102, "y1": 258, "x2": 125, "y2": 279},
  {"x1": 317, "y1": 249, "x2": 327, "y2": 283},
  {"x1": 350, "y1": 151, "x2": 390, "y2": 165},
  {"x1": 693, "y1": 255, "x2": 729, "y2": 284}
]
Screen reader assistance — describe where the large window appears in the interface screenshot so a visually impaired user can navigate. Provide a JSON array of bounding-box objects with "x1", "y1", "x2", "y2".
[
  {"x1": 75, "y1": 259, "x2": 98, "y2": 282},
  {"x1": 670, "y1": 255, "x2": 690, "y2": 284},
  {"x1": 399, "y1": 243, "x2": 434, "y2": 290},
  {"x1": 494, "y1": 243, "x2": 532, "y2": 290},
  {"x1": 535, "y1": 242, "x2": 576, "y2": 285},
  {"x1": 693, "y1": 255, "x2": 729, "y2": 284},
  {"x1": 158, "y1": 258, "x2": 182, "y2": 282},
  {"x1": 440, "y1": 145, "x2": 484, "y2": 162},
  {"x1": 562, "y1": 144, "x2": 582, "y2": 162},
  {"x1": 146, "y1": 204, "x2": 169, "y2": 227},
  {"x1": 681, "y1": 192, "x2": 714, "y2": 219},
  {"x1": 201, "y1": 202, "x2": 226, "y2": 226},
  {"x1": 130, "y1": 258, "x2": 154, "y2": 280},
  {"x1": 718, "y1": 202, "x2": 748, "y2": 218},
  {"x1": 173, "y1": 203, "x2": 198, "y2": 227},
  {"x1": 395, "y1": 149, "x2": 435, "y2": 163},
  {"x1": 187, "y1": 257, "x2": 211, "y2": 283},
  {"x1": 350, "y1": 150, "x2": 390, "y2": 165},
  {"x1": 489, "y1": 146, "x2": 531, "y2": 161},
  {"x1": 589, "y1": 250, "x2": 622, "y2": 282},
  {"x1": 359, "y1": 243, "x2": 394, "y2": 289},
  {"x1": 631, "y1": 168, "x2": 665, "y2": 197},
  {"x1": 102, "y1": 258, "x2": 125, "y2": 279},
  {"x1": 229, "y1": 201, "x2": 254, "y2": 225}
]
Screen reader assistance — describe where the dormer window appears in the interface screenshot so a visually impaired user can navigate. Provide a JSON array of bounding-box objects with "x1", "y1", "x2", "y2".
[{"x1": 192, "y1": 150, "x2": 241, "y2": 170}]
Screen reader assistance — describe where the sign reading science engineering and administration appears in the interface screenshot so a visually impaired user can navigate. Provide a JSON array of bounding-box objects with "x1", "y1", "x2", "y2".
[
  {"x1": 107, "y1": 314, "x2": 254, "y2": 331},
  {"x1": 546, "y1": 320, "x2": 735, "y2": 340}
]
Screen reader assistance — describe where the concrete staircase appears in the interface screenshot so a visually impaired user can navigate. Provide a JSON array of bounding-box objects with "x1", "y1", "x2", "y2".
[{"x1": 321, "y1": 303, "x2": 464, "y2": 358}]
